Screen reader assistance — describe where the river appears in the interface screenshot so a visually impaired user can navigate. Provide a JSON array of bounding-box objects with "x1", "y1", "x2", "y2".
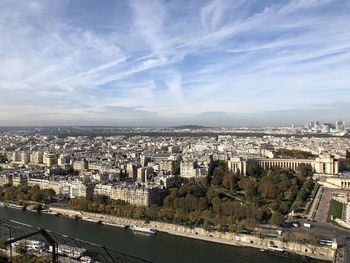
[{"x1": 0, "y1": 207, "x2": 326, "y2": 263}]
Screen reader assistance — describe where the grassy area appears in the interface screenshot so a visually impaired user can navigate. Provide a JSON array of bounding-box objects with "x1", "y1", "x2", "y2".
[{"x1": 327, "y1": 199, "x2": 343, "y2": 222}]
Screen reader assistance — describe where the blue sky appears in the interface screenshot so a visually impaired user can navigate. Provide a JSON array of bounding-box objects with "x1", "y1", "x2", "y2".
[{"x1": 0, "y1": 0, "x2": 349, "y2": 126}]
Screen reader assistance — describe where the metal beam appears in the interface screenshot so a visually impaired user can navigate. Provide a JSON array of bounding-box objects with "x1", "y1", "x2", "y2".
[
  {"x1": 4, "y1": 229, "x2": 42, "y2": 246},
  {"x1": 103, "y1": 246, "x2": 118, "y2": 263},
  {"x1": 4, "y1": 228, "x2": 58, "y2": 262}
]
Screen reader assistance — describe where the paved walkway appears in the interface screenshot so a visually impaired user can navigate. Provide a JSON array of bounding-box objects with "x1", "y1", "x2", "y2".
[
  {"x1": 308, "y1": 185, "x2": 323, "y2": 218},
  {"x1": 334, "y1": 246, "x2": 346, "y2": 263},
  {"x1": 344, "y1": 203, "x2": 350, "y2": 223},
  {"x1": 314, "y1": 188, "x2": 333, "y2": 222}
]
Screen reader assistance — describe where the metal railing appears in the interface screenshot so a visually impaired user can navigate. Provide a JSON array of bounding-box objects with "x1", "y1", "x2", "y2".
[{"x1": 0, "y1": 217, "x2": 152, "y2": 263}]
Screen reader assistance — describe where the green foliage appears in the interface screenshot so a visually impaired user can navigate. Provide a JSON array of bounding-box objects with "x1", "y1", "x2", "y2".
[
  {"x1": 31, "y1": 192, "x2": 43, "y2": 202},
  {"x1": 292, "y1": 179, "x2": 315, "y2": 212},
  {"x1": 211, "y1": 166, "x2": 225, "y2": 187},
  {"x1": 68, "y1": 181, "x2": 269, "y2": 229},
  {"x1": 285, "y1": 231, "x2": 318, "y2": 246},
  {"x1": 327, "y1": 199, "x2": 343, "y2": 222},
  {"x1": 41, "y1": 189, "x2": 56, "y2": 201},
  {"x1": 269, "y1": 211, "x2": 284, "y2": 226},
  {"x1": 68, "y1": 196, "x2": 136, "y2": 217},
  {"x1": 2, "y1": 184, "x2": 56, "y2": 203},
  {"x1": 297, "y1": 164, "x2": 313, "y2": 177},
  {"x1": 275, "y1": 149, "x2": 315, "y2": 159},
  {"x1": 246, "y1": 162, "x2": 264, "y2": 178},
  {"x1": 239, "y1": 168, "x2": 314, "y2": 215},
  {"x1": 0, "y1": 154, "x2": 7, "y2": 163},
  {"x1": 15, "y1": 241, "x2": 27, "y2": 254},
  {"x1": 339, "y1": 158, "x2": 350, "y2": 172},
  {"x1": 12, "y1": 254, "x2": 51, "y2": 263},
  {"x1": 68, "y1": 165, "x2": 315, "y2": 231},
  {"x1": 210, "y1": 161, "x2": 238, "y2": 189}
]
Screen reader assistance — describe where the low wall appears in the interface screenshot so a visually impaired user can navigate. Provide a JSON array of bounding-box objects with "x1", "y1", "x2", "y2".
[{"x1": 334, "y1": 218, "x2": 350, "y2": 229}]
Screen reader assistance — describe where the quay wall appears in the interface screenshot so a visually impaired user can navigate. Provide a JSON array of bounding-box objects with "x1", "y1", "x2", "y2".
[{"x1": 49, "y1": 207, "x2": 334, "y2": 261}]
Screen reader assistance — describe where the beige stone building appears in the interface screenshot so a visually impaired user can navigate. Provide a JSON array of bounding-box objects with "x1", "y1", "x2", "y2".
[
  {"x1": 111, "y1": 185, "x2": 163, "y2": 206},
  {"x1": 72, "y1": 160, "x2": 87, "y2": 172},
  {"x1": 323, "y1": 177, "x2": 350, "y2": 189},
  {"x1": 43, "y1": 153, "x2": 57, "y2": 167},
  {"x1": 180, "y1": 161, "x2": 208, "y2": 178},
  {"x1": 28, "y1": 178, "x2": 63, "y2": 194},
  {"x1": 228, "y1": 154, "x2": 339, "y2": 176},
  {"x1": 31, "y1": 151, "x2": 44, "y2": 164}
]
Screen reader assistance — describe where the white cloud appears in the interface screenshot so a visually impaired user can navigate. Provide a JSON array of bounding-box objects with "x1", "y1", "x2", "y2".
[
  {"x1": 0, "y1": 0, "x2": 349, "y2": 125},
  {"x1": 165, "y1": 75, "x2": 183, "y2": 98},
  {"x1": 129, "y1": 0, "x2": 168, "y2": 61}
]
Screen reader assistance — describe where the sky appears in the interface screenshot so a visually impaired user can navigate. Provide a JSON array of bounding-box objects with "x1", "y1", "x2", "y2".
[{"x1": 0, "y1": 0, "x2": 350, "y2": 127}]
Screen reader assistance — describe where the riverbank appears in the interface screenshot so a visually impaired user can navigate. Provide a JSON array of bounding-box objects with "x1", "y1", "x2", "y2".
[{"x1": 48, "y1": 206, "x2": 334, "y2": 261}]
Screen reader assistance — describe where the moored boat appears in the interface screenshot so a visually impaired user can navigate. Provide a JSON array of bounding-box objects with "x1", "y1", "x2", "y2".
[
  {"x1": 102, "y1": 221, "x2": 128, "y2": 228},
  {"x1": 7, "y1": 203, "x2": 26, "y2": 210},
  {"x1": 129, "y1": 225, "x2": 157, "y2": 235},
  {"x1": 41, "y1": 210, "x2": 59, "y2": 216},
  {"x1": 82, "y1": 217, "x2": 101, "y2": 223}
]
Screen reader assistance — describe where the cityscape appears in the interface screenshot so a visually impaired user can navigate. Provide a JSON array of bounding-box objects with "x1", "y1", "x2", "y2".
[
  {"x1": 1, "y1": 0, "x2": 350, "y2": 263},
  {"x1": 0, "y1": 124, "x2": 350, "y2": 262}
]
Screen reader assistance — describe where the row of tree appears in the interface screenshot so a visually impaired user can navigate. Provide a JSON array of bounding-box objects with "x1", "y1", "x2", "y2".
[
  {"x1": 274, "y1": 149, "x2": 316, "y2": 159},
  {"x1": 68, "y1": 192, "x2": 272, "y2": 230},
  {"x1": 1, "y1": 184, "x2": 56, "y2": 203}
]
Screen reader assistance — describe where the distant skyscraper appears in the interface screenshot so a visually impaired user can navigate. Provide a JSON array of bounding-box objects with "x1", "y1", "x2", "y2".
[
  {"x1": 336, "y1": 120, "x2": 344, "y2": 131},
  {"x1": 314, "y1": 124, "x2": 319, "y2": 133},
  {"x1": 322, "y1": 124, "x2": 330, "y2": 133}
]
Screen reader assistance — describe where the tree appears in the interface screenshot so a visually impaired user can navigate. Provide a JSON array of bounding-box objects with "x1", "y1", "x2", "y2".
[
  {"x1": 211, "y1": 197, "x2": 222, "y2": 213},
  {"x1": 206, "y1": 188, "x2": 218, "y2": 201},
  {"x1": 258, "y1": 178, "x2": 277, "y2": 199},
  {"x1": 163, "y1": 196, "x2": 173, "y2": 208},
  {"x1": 275, "y1": 149, "x2": 315, "y2": 159},
  {"x1": 93, "y1": 195, "x2": 109, "y2": 205},
  {"x1": 189, "y1": 211, "x2": 201, "y2": 225},
  {"x1": 13, "y1": 255, "x2": 51, "y2": 263},
  {"x1": 159, "y1": 208, "x2": 175, "y2": 221},
  {"x1": 31, "y1": 192, "x2": 43, "y2": 202},
  {"x1": 239, "y1": 178, "x2": 257, "y2": 200},
  {"x1": 211, "y1": 166, "x2": 225, "y2": 186},
  {"x1": 0, "y1": 154, "x2": 7, "y2": 163},
  {"x1": 339, "y1": 158, "x2": 350, "y2": 172},
  {"x1": 246, "y1": 162, "x2": 263, "y2": 177},
  {"x1": 198, "y1": 197, "x2": 208, "y2": 211},
  {"x1": 4, "y1": 189, "x2": 15, "y2": 200},
  {"x1": 146, "y1": 204, "x2": 160, "y2": 219},
  {"x1": 42, "y1": 189, "x2": 56, "y2": 200},
  {"x1": 134, "y1": 206, "x2": 146, "y2": 219},
  {"x1": 236, "y1": 222, "x2": 245, "y2": 233},
  {"x1": 32, "y1": 184, "x2": 40, "y2": 193},
  {"x1": 16, "y1": 241, "x2": 27, "y2": 254},
  {"x1": 222, "y1": 174, "x2": 231, "y2": 189},
  {"x1": 269, "y1": 211, "x2": 284, "y2": 226},
  {"x1": 298, "y1": 164, "x2": 313, "y2": 177}
]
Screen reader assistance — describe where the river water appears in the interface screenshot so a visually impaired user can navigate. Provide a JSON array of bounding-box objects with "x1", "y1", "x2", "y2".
[{"x1": 0, "y1": 207, "x2": 326, "y2": 263}]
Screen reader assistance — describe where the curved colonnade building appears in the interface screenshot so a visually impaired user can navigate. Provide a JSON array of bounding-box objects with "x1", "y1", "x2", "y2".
[{"x1": 228, "y1": 154, "x2": 339, "y2": 176}]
